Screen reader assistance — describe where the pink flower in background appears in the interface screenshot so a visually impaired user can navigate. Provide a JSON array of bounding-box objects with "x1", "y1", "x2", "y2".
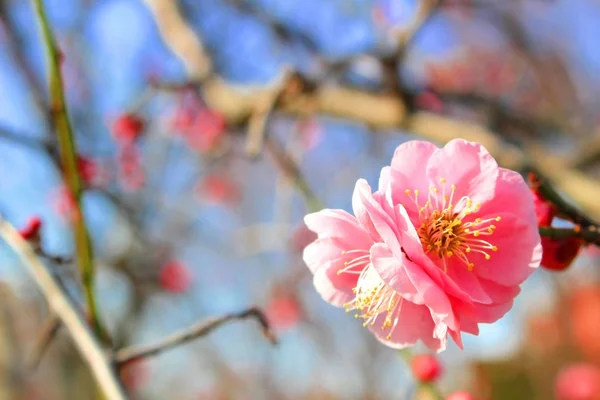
[
  {"x1": 51, "y1": 185, "x2": 76, "y2": 220},
  {"x1": 446, "y1": 392, "x2": 477, "y2": 400},
  {"x1": 411, "y1": 354, "x2": 442, "y2": 383},
  {"x1": 111, "y1": 113, "x2": 146, "y2": 144},
  {"x1": 532, "y1": 187, "x2": 583, "y2": 271},
  {"x1": 120, "y1": 359, "x2": 150, "y2": 390},
  {"x1": 170, "y1": 91, "x2": 226, "y2": 152},
  {"x1": 298, "y1": 118, "x2": 322, "y2": 150},
  {"x1": 159, "y1": 260, "x2": 193, "y2": 294},
  {"x1": 555, "y1": 363, "x2": 600, "y2": 400},
  {"x1": 302, "y1": 139, "x2": 541, "y2": 352},
  {"x1": 117, "y1": 145, "x2": 145, "y2": 192},
  {"x1": 196, "y1": 174, "x2": 240, "y2": 205},
  {"x1": 265, "y1": 293, "x2": 303, "y2": 332},
  {"x1": 19, "y1": 216, "x2": 42, "y2": 241}
]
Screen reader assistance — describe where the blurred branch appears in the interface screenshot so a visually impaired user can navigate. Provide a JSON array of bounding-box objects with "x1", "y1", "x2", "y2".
[
  {"x1": 396, "y1": 0, "x2": 441, "y2": 55},
  {"x1": 26, "y1": 315, "x2": 61, "y2": 371},
  {"x1": 0, "y1": 219, "x2": 128, "y2": 400},
  {"x1": 31, "y1": 0, "x2": 108, "y2": 341},
  {"x1": 246, "y1": 71, "x2": 290, "y2": 158},
  {"x1": 529, "y1": 170, "x2": 598, "y2": 228},
  {"x1": 114, "y1": 307, "x2": 277, "y2": 365},
  {"x1": 0, "y1": 3, "x2": 50, "y2": 125},
  {"x1": 539, "y1": 226, "x2": 600, "y2": 245},
  {"x1": 264, "y1": 136, "x2": 323, "y2": 213},
  {"x1": 141, "y1": 0, "x2": 212, "y2": 80},
  {"x1": 143, "y1": 0, "x2": 600, "y2": 221}
]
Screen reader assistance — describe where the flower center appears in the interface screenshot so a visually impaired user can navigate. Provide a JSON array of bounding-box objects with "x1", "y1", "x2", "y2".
[
  {"x1": 405, "y1": 178, "x2": 501, "y2": 272},
  {"x1": 342, "y1": 263, "x2": 403, "y2": 340}
]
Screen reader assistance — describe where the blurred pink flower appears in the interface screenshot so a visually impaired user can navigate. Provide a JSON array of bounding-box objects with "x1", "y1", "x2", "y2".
[
  {"x1": 120, "y1": 359, "x2": 150, "y2": 391},
  {"x1": 170, "y1": 92, "x2": 226, "y2": 152},
  {"x1": 445, "y1": 392, "x2": 476, "y2": 400},
  {"x1": 19, "y1": 216, "x2": 42, "y2": 242},
  {"x1": 302, "y1": 139, "x2": 541, "y2": 352},
  {"x1": 411, "y1": 354, "x2": 442, "y2": 383},
  {"x1": 532, "y1": 187, "x2": 583, "y2": 271},
  {"x1": 265, "y1": 293, "x2": 302, "y2": 332},
  {"x1": 111, "y1": 113, "x2": 146, "y2": 144},
  {"x1": 159, "y1": 260, "x2": 193, "y2": 294},
  {"x1": 298, "y1": 118, "x2": 322, "y2": 150},
  {"x1": 196, "y1": 174, "x2": 240, "y2": 205},
  {"x1": 117, "y1": 145, "x2": 145, "y2": 192},
  {"x1": 555, "y1": 363, "x2": 600, "y2": 400},
  {"x1": 51, "y1": 185, "x2": 76, "y2": 220}
]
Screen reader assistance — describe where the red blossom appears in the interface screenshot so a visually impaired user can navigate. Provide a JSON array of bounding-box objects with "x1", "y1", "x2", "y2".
[
  {"x1": 265, "y1": 293, "x2": 302, "y2": 332},
  {"x1": 159, "y1": 261, "x2": 193, "y2": 294},
  {"x1": 445, "y1": 392, "x2": 476, "y2": 400},
  {"x1": 532, "y1": 189, "x2": 583, "y2": 271},
  {"x1": 570, "y1": 286, "x2": 600, "y2": 361},
  {"x1": 411, "y1": 354, "x2": 442, "y2": 383},
  {"x1": 541, "y1": 236, "x2": 583, "y2": 271},
  {"x1": 196, "y1": 174, "x2": 240, "y2": 205},
  {"x1": 117, "y1": 145, "x2": 145, "y2": 192},
  {"x1": 298, "y1": 118, "x2": 322, "y2": 150},
  {"x1": 111, "y1": 113, "x2": 146, "y2": 144},
  {"x1": 52, "y1": 186, "x2": 77, "y2": 220},
  {"x1": 415, "y1": 91, "x2": 445, "y2": 113},
  {"x1": 76, "y1": 155, "x2": 99, "y2": 185},
  {"x1": 555, "y1": 363, "x2": 600, "y2": 400},
  {"x1": 170, "y1": 91, "x2": 226, "y2": 152},
  {"x1": 19, "y1": 216, "x2": 42, "y2": 241},
  {"x1": 120, "y1": 359, "x2": 150, "y2": 390}
]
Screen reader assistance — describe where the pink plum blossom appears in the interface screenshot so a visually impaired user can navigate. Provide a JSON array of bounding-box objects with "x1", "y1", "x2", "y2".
[{"x1": 302, "y1": 139, "x2": 542, "y2": 352}]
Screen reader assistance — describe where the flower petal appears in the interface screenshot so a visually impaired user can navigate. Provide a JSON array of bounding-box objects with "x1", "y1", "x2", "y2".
[
  {"x1": 313, "y1": 263, "x2": 357, "y2": 307},
  {"x1": 426, "y1": 139, "x2": 499, "y2": 211},
  {"x1": 304, "y1": 209, "x2": 372, "y2": 248},
  {"x1": 368, "y1": 300, "x2": 446, "y2": 352}
]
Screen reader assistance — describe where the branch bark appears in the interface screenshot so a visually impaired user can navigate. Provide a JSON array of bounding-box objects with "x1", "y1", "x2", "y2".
[
  {"x1": 0, "y1": 219, "x2": 127, "y2": 400},
  {"x1": 31, "y1": 0, "x2": 108, "y2": 340},
  {"x1": 114, "y1": 307, "x2": 277, "y2": 365}
]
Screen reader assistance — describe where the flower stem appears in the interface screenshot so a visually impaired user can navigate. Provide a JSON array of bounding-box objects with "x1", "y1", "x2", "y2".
[{"x1": 30, "y1": 0, "x2": 109, "y2": 342}]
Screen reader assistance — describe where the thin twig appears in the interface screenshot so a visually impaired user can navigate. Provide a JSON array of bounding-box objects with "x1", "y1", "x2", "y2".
[
  {"x1": 539, "y1": 227, "x2": 600, "y2": 245},
  {"x1": 0, "y1": 219, "x2": 127, "y2": 400},
  {"x1": 26, "y1": 315, "x2": 61, "y2": 371},
  {"x1": 30, "y1": 0, "x2": 108, "y2": 341},
  {"x1": 246, "y1": 72, "x2": 290, "y2": 158},
  {"x1": 264, "y1": 136, "x2": 323, "y2": 213},
  {"x1": 114, "y1": 307, "x2": 277, "y2": 365}
]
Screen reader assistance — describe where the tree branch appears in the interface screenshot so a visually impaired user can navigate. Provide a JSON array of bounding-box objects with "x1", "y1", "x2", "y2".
[
  {"x1": 0, "y1": 219, "x2": 127, "y2": 400},
  {"x1": 114, "y1": 307, "x2": 277, "y2": 365},
  {"x1": 31, "y1": 0, "x2": 108, "y2": 341},
  {"x1": 25, "y1": 315, "x2": 61, "y2": 371}
]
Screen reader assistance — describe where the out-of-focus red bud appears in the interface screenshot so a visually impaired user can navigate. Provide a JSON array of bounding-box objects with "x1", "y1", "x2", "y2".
[
  {"x1": 541, "y1": 236, "x2": 583, "y2": 271},
  {"x1": 555, "y1": 363, "x2": 600, "y2": 400},
  {"x1": 111, "y1": 113, "x2": 146, "y2": 144},
  {"x1": 411, "y1": 354, "x2": 443, "y2": 383},
  {"x1": 19, "y1": 216, "x2": 42, "y2": 241}
]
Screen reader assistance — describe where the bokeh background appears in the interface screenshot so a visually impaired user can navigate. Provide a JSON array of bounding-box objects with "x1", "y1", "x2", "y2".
[{"x1": 1, "y1": 0, "x2": 600, "y2": 399}]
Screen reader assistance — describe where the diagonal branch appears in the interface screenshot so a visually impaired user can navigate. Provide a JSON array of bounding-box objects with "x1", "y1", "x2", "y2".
[
  {"x1": 114, "y1": 307, "x2": 277, "y2": 365},
  {"x1": 0, "y1": 219, "x2": 127, "y2": 400}
]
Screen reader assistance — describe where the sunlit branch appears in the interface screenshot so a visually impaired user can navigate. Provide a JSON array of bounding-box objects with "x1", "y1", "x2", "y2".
[{"x1": 0, "y1": 219, "x2": 127, "y2": 400}]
